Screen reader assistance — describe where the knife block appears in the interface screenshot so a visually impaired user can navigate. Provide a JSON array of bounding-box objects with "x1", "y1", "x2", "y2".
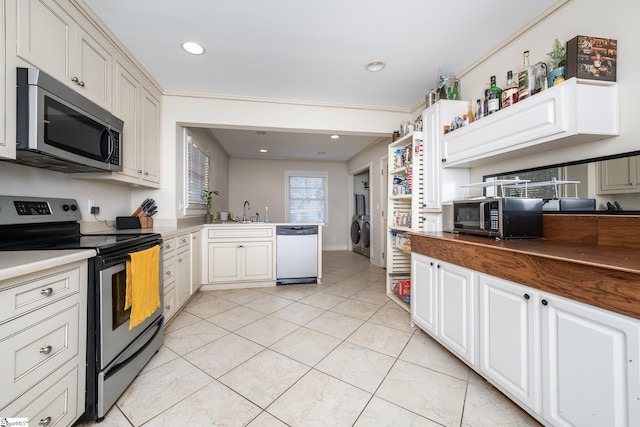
[{"x1": 140, "y1": 217, "x2": 153, "y2": 229}]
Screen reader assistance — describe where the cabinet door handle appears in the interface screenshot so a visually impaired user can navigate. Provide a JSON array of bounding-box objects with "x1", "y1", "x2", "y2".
[
  {"x1": 523, "y1": 293, "x2": 530, "y2": 300},
  {"x1": 144, "y1": 171, "x2": 149, "y2": 175},
  {"x1": 41, "y1": 287, "x2": 54, "y2": 297},
  {"x1": 541, "y1": 299, "x2": 549, "y2": 306},
  {"x1": 429, "y1": 262, "x2": 434, "y2": 266},
  {"x1": 40, "y1": 345, "x2": 53, "y2": 355},
  {"x1": 178, "y1": 258, "x2": 183, "y2": 263},
  {"x1": 39, "y1": 417, "x2": 52, "y2": 426},
  {"x1": 165, "y1": 271, "x2": 171, "y2": 276},
  {"x1": 181, "y1": 238, "x2": 187, "y2": 243},
  {"x1": 137, "y1": 169, "x2": 143, "y2": 174},
  {"x1": 165, "y1": 304, "x2": 171, "y2": 310}
]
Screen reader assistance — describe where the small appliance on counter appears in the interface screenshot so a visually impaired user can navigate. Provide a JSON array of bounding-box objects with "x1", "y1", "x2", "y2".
[{"x1": 452, "y1": 197, "x2": 543, "y2": 239}]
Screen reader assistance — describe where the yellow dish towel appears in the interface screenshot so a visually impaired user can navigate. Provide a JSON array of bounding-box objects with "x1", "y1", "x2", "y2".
[{"x1": 125, "y1": 245, "x2": 161, "y2": 330}]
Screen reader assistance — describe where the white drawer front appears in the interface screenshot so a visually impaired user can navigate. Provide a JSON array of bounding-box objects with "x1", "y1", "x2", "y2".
[
  {"x1": 207, "y1": 227, "x2": 273, "y2": 239},
  {"x1": 0, "y1": 265, "x2": 81, "y2": 324},
  {"x1": 162, "y1": 237, "x2": 177, "y2": 255},
  {"x1": 176, "y1": 233, "x2": 190, "y2": 249},
  {"x1": 1, "y1": 365, "x2": 79, "y2": 426},
  {"x1": 0, "y1": 303, "x2": 80, "y2": 407}
]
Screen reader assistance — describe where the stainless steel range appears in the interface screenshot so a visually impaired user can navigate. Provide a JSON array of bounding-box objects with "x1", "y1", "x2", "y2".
[{"x1": 0, "y1": 196, "x2": 164, "y2": 422}]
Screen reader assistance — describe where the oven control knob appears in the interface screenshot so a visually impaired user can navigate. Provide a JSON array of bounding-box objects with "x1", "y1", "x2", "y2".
[
  {"x1": 70, "y1": 204, "x2": 78, "y2": 211},
  {"x1": 62, "y1": 204, "x2": 70, "y2": 211}
]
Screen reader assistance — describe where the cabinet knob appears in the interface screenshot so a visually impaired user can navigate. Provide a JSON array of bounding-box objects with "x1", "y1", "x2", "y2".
[
  {"x1": 541, "y1": 299, "x2": 549, "y2": 306},
  {"x1": 71, "y1": 76, "x2": 79, "y2": 83},
  {"x1": 39, "y1": 417, "x2": 52, "y2": 426},
  {"x1": 181, "y1": 238, "x2": 187, "y2": 243},
  {"x1": 441, "y1": 158, "x2": 446, "y2": 163},
  {"x1": 523, "y1": 293, "x2": 530, "y2": 300},
  {"x1": 165, "y1": 271, "x2": 171, "y2": 276},
  {"x1": 429, "y1": 262, "x2": 434, "y2": 266},
  {"x1": 40, "y1": 287, "x2": 54, "y2": 297},
  {"x1": 436, "y1": 264, "x2": 440, "y2": 268},
  {"x1": 165, "y1": 305, "x2": 171, "y2": 310},
  {"x1": 144, "y1": 171, "x2": 149, "y2": 175},
  {"x1": 137, "y1": 169, "x2": 143, "y2": 173},
  {"x1": 178, "y1": 258, "x2": 183, "y2": 263},
  {"x1": 40, "y1": 345, "x2": 53, "y2": 355}
]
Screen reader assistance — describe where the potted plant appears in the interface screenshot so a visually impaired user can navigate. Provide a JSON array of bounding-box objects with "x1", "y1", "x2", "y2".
[
  {"x1": 547, "y1": 38, "x2": 566, "y2": 87},
  {"x1": 201, "y1": 189, "x2": 219, "y2": 223}
]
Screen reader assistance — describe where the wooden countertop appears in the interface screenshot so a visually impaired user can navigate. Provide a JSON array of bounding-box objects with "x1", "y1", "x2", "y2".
[{"x1": 410, "y1": 231, "x2": 640, "y2": 320}]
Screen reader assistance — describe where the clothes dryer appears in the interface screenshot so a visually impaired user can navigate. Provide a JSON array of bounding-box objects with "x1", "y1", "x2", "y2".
[
  {"x1": 350, "y1": 214, "x2": 363, "y2": 254},
  {"x1": 361, "y1": 215, "x2": 371, "y2": 258}
]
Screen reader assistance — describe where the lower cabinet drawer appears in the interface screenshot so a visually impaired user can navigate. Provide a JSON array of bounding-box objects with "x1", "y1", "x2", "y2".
[
  {"x1": 1, "y1": 364, "x2": 79, "y2": 426},
  {"x1": 0, "y1": 264, "x2": 81, "y2": 324},
  {"x1": 0, "y1": 303, "x2": 80, "y2": 407}
]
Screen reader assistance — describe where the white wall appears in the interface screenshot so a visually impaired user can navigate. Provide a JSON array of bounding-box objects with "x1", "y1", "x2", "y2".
[
  {"x1": 228, "y1": 158, "x2": 349, "y2": 250},
  {"x1": 456, "y1": 0, "x2": 639, "y2": 180},
  {"x1": 347, "y1": 137, "x2": 390, "y2": 267},
  {"x1": 0, "y1": 161, "x2": 134, "y2": 230}
]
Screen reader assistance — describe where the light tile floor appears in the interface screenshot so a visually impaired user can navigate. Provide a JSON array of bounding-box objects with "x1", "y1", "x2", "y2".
[{"x1": 81, "y1": 251, "x2": 541, "y2": 427}]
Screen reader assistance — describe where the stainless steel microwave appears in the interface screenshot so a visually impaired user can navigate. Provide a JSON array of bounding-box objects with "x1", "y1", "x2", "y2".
[
  {"x1": 452, "y1": 197, "x2": 543, "y2": 239},
  {"x1": 15, "y1": 67, "x2": 124, "y2": 173}
]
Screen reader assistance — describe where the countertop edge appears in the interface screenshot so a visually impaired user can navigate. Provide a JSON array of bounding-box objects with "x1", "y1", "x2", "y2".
[{"x1": 0, "y1": 249, "x2": 97, "y2": 283}]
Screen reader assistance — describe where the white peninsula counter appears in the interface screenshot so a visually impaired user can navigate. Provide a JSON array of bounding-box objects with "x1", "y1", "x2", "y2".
[{"x1": 201, "y1": 223, "x2": 323, "y2": 290}]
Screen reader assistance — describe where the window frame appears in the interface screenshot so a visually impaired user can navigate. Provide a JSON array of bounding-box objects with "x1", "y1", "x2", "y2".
[
  {"x1": 184, "y1": 131, "x2": 210, "y2": 212},
  {"x1": 285, "y1": 170, "x2": 328, "y2": 224}
]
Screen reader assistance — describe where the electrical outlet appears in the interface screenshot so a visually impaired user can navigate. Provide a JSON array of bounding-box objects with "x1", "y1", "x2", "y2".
[
  {"x1": 88, "y1": 199, "x2": 97, "y2": 214},
  {"x1": 91, "y1": 206, "x2": 100, "y2": 215}
]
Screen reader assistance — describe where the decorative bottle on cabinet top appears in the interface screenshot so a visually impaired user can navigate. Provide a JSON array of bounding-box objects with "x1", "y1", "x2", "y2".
[
  {"x1": 486, "y1": 75, "x2": 502, "y2": 115},
  {"x1": 518, "y1": 50, "x2": 535, "y2": 101},
  {"x1": 502, "y1": 70, "x2": 519, "y2": 108}
]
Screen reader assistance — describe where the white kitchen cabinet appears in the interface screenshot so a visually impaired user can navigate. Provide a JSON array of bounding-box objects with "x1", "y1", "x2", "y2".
[
  {"x1": 411, "y1": 253, "x2": 437, "y2": 335},
  {"x1": 175, "y1": 233, "x2": 191, "y2": 307},
  {"x1": 190, "y1": 230, "x2": 202, "y2": 293},
  {"x1": 17, "y1": 0, "x2": 113, "y2": 110},
  {"x1": 441, "y1": 78, "x2": 619, "y2": 168},
  {"x1": 207, "y1": 240, "x2": 273, "y2": 284},
  {"x1": 437, "y1": 260, "x2": 476, "y2": 366},
  {"x1": 410, "y1": 253, "x2": 476, "y2": 366},
  {"x1": 162, "y1": 237, "x2": 177, "y2": 323},
  {"x1": 203, "y1": 226, "x2": 275, "y2": 288},
  {"x1": 74, "y1": 57, "x2": 163, "y2": 188},
  {"x1": 0, "y1": 0, "x2": 8, "y2": 160},
  {"x1": 541, "y1": 293, "x2": 640, "y2": 427},
  {"x1": 478, "y1": 274, "x2": 540, "y2": 414},
  {"x1": 596, "y1": 155, "x2": 640, "y2": 194},
  {"x1": 422, "y1": 100, "x2": 469, "y2": 212},
  {"x1": 0, "y1": 260, "x2": 87, "y2": 426}
]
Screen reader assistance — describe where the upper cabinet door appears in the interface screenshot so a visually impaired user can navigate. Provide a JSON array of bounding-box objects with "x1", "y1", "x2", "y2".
[
  {"x1": 17, "y1": 0, "x2": 112, "y2": 110},
  {"x1": 17, "y1": 0, "x2": 74, "y2": 84}
]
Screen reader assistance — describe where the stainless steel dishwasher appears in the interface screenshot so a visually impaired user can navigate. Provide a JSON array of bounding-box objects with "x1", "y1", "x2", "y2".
[{"x1": 276, "y1": 225, "x2": 318, "y2": 284}]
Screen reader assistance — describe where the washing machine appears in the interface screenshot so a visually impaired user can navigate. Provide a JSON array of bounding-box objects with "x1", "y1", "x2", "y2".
[
  {"x1": 361, "y1": 215, "x2": 371, "y2": 258},
  {"x1": 350, "y1": 214, "x2": 363, "y2": 255}
]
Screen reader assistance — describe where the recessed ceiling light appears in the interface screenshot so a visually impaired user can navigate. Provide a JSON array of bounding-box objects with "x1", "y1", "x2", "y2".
[
  {"x1": 330, "y1": 135, "x2": 340, "y2": 139},
  {"x1": 260, "y1": 149, "x2": 268, "y2": 153},
  {"x1": 256, "y1": 131, "x2": 267, "y2": 135},
  {"x1": 317, "y1": 152, "x2": 326, "y2": 155},
  {"x1": 182, "y1": 41, "x2": 205, "y2": 55},
  {"x1": 365, "y1": 61, "x2": 385, "y2": 72}
]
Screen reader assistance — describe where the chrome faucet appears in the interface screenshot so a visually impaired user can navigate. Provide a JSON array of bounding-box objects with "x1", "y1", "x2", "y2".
[{"x1": 242, "y1": 200, "x2": 251, "y2": 221}]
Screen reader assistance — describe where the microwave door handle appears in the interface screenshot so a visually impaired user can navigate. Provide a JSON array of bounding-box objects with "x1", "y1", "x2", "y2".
[
  {"x1": 105, "y1": 128, "x2": 115, "y2": 162},
  {"x1": 479, "y1": 202, "x2": 487, "y2": 230}
]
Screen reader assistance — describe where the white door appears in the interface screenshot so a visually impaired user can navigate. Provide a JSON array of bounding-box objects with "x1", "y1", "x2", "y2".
[
  {"x1": 541, "y1": 294, "x2": 640, "y2": 427},
  {"x1": 478, "y1": 274, "x2": 540, "y2": 414},
  {"x1": 438, "y1": 261, "x2": 476, "y2": 366}
]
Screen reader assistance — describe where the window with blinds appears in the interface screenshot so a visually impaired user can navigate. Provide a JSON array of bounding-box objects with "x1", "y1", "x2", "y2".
[
  {"x1": 186, "y1": 135, "x2": 210, "y2": 207},
  {"x1": 286, "y1": 171, "x2": 327, "y2": 223}
]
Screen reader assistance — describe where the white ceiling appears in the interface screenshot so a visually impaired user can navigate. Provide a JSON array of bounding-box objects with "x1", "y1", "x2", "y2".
[{"x1": 84, "y1": 0, "x2": 558, "y2": 161}]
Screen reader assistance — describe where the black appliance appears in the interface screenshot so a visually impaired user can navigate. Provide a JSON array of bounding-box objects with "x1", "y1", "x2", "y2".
[
  {"x1": 452, "y1": 197, "x2": 543, "y2": 239},
  {"x1": 0, "y1": 196, "x2": 163, "y2": 422},
  {"x1": 12, "y1": 67, "x2": 123, "y2": 173}
]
